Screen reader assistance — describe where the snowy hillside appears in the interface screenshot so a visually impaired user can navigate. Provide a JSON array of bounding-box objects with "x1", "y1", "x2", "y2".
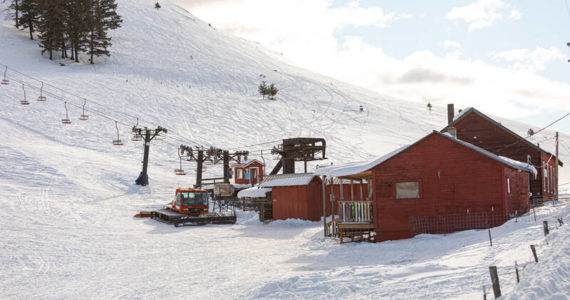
[{"x1": 0, "y1": 0, "x2": 568, "y2": 299}]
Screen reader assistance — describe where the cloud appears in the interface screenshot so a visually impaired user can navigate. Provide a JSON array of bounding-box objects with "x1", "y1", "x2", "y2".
[
  {"x1": 443, "y1": 40, "x2": 461, "y2": 49},
  {"x1": 489, "y1": 47, "x2": 565, "y2": 72},
  {"x1": 508, "y1": 9, "x2": 521, "y2": 19},
  {"x1": 399, "y1": 68, "x2": 472, "y2": 85},
  {"x1": 445, "y1": 0, "x2": 507, "y2": 31},
  {"x1": 172, "y1": 0, "x2": 570, "y2": 119}
]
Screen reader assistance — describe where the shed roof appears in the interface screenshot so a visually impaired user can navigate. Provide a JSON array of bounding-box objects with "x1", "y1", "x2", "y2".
[
  {"x1": 442, "y1": 107, "x2": 562, "y2": 166},
  {"x1": 315, "y1": 131, "x2": 537, "y2": 178},
  {"x1": 231, "y1": 159, "x2": 263, "y2": 168},
  {"x1": 259, "y1": 173, "x2": 317, "y2": 188},
  {"x1": 237, "y1": 187, "x2": 272, "y2": 199},
  {"x1": 314, "y1": 145, "x2": 409, "y2": 178}
]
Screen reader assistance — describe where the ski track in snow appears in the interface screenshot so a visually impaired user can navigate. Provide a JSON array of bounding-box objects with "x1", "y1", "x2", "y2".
[{"x1": 0, "y1": 0, "x2": 568, "y2": 299}]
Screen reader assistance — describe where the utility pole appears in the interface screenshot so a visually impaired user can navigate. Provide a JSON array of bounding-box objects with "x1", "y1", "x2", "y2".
[
  {"x1": 180, "y1": 145, "x2": 248, "y2": 187},
  {"x1": 134, "y1": 126, "x2": 167, "y2": 186},
  {"x1": 554, "y1": 131, "x2": 558, "y2": 201}
]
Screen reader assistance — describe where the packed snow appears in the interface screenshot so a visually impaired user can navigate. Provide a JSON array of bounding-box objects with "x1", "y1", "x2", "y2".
[{"x1": 0, "y1": 0, "x2": 568, "y2": 299}]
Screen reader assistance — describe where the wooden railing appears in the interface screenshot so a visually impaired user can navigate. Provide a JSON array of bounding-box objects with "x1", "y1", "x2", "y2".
[{"x1": 338, "y1": 201, "x2": 373, "y2": 224}]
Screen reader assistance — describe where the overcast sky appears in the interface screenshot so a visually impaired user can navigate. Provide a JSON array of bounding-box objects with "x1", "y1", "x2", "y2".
[{"x1": 172, "y1": 0, "x2": 570, "y2": 135}]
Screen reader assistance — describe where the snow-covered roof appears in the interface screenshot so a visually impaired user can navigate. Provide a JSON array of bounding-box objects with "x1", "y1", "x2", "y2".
[
  {"x1": 231, "y1": 159, "x2": 263, "y2": 168},
  {"x1": 443, "y1": 107, "x2": 562, "y2": 166},
  {"x1": 437, "y1": 131, "x2": 537, "y2": 174},
  {"x1": 314, "y1": 145, "x2": 409, "y2": 178},
  {"x1": 259, "y1": 173, "x2": 318, "y2": 188},
  {"x1": 237, "y1": 187, "x2": 272, "y2": 199},
  {"x1": 315, "y1": 131, "x2": 537, "y2": 178}
]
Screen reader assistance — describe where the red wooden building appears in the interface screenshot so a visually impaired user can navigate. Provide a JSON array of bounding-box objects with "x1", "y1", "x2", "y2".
[
  {"x1": 317, "y1": 131, "x2": 536, "y2": 242},
  {"x1": 443, "y1": 107, "x2": 562, "y2": 202},
  {"x1": 232, "y1": 159, "x2": 264, "y2": 185},
  {"x1": 259, "y1": 173, "x2": 323, "y2": 221}
]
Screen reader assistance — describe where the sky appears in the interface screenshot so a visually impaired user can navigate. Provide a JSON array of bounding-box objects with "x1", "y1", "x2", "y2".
[{"x1": 171, "y1": 0, "x2": 570, "y2": 135}]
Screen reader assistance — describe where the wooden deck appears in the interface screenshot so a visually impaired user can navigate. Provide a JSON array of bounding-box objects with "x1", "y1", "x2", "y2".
[{"x1": 337, "y1": 222, "x2": 375, "y2": 244}]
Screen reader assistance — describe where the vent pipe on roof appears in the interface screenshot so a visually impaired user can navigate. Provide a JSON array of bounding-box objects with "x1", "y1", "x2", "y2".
[
  {"x1": 448, "y1": 126, "x2": 457, "y2": 138},
  {"x1": 447, "y1": 103, "x2": 455, "y2": 125}
]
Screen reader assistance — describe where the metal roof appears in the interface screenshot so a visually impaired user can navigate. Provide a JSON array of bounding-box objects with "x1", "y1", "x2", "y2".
[
  {"x1": 441, "y1": 107, "x2": 562, "y2": 166},
  {"x1": 315, "y1": 131, "x2": 537, "y2": 178},
  {"x1": 237, "y1": 187, "x2": 272, "y2": 199},
  {"x1": 259, "y1": 173, "x2": 318, "y2": 188}
]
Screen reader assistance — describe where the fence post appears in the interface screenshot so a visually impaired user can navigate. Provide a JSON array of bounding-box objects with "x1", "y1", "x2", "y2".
[
  {"x1": 515, "y1": 261, "x2": 520, "y2": 283},
  {"x1": 543, "y1": 221, "x2": 549, "y2": 236},
  {"x1": 515, "y1": 210, "x2": 518, "y2": 223},
  {"x1": 488, "y1": 226, "x2": 493, "y2": 247},
  {"x1": 489, "y1": 266, "x2": 501, "y2": 298},
  {"x1": 467, "y1": 209, "x2": 470, "y2": 230},
  {"x1": 483, "y1": 285, "x2": 487, "y2": 300},
  {"x1": 530, "y1": 245, "x2": 538, "y2": 263},
  {"x1": 492, "y1": 206, "x2": 495, "y2": 227},
  {"x1": 558, "y1": 218, "x2": 563, "y2": 226}
]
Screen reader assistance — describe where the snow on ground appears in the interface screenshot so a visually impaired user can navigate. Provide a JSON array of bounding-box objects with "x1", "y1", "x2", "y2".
[{"x1": 0, "y1": 0, "x2": 568, "y2": 298}]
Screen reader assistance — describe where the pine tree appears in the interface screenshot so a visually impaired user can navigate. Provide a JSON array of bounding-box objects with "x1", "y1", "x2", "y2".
[
  {"x1": 258, "y1": 81, "x2": 268, "y2": 99},
  {"x1": 9, "y1": 0, "x2": 20, "y2": 28},
  {"x1": 36, "y1": 0, "x2": 66, "y2": 60},
  {"x1": 87, "y1": 0, "x2": 122, "y2": 64},
  {"x1": 64, "y1": 0, "x2": 89, "y2": 62},
  {"x1": 267, "y1": 83, "x2": 278, "y2": 100},
  {"x1": 19, "y1": 0, "x2": 38, "y2": 40}
]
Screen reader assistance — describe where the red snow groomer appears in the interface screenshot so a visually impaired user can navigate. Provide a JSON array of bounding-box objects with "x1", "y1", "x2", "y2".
[{"x1": 135, "y1": 188, "x2": 236, "y2": 227}]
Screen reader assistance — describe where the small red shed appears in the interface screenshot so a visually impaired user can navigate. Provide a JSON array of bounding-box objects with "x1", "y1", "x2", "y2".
[
  {"x1": 232, "y1": 159, "x2": 264, "y2": 185},
  {"x1": 259, "y1": 173, "x2": 323, "y2": 221},
  {"x1": 443, "y1": 107, "x2": 562, "y2": 202}
]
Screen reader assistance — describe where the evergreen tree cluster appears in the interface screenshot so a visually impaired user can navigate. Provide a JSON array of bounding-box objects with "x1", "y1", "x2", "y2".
[
  {"x1": 8, "y1": 0, "x2": 122, "y2": 64},
  {"x1": 258, "y1": 81, "x2": 278, "y2": 100}
]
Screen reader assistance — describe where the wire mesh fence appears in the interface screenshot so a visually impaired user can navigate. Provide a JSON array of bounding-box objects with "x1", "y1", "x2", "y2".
[{"x1": 409, "y1": 212, "x2": 510, "y2": 235}]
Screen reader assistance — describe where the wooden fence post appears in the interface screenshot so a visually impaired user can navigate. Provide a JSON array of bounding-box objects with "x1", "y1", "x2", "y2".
[
  {"x1": 530, "y1": 245, "x2": 538, "y2": 263},
  {"x1": 488, "y1": 227, "x2": 493, "y2": 247},
  {"x1": 489, "y1": 266, "x2": 501, "y2": 298},
  {"x1": 482, "y1": 285, "x2": 487, "y2": 300},
  {"x1": 515, "y1": 261, "x2": 520, "y2": 283}
]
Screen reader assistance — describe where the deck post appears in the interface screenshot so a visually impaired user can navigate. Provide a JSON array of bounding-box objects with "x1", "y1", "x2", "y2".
[
  {"x1": 359, "y1": 179, "x2": 363, "y2": 201},
  {"x1": 322, "y1": 175, "x2": 327, "y2": 237},
  {"x1": 350, "y1": 180, "x2": 354, "y2": 201}
]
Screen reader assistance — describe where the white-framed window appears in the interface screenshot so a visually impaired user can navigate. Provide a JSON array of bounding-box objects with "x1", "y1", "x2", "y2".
[
  {"x1": 396, "y1": 182, "x2": 420, "y2": 199},
  {"x1": 507, "y1": 178, "x2": 511, "y2": 194},
  {"x1": 237, "y1": 169, "x2": 243, "y2": 179}
]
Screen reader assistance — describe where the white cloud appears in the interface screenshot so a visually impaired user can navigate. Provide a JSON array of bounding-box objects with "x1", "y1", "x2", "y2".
[
  {"x1": 172, "y1": 0, "x2": 570, "y2": 119},
  {"x1": 445, "y1": 0, "x2": 506, "y2": 31},
  {"x1": 443, "y1": 40, "x2": 461, "y2": 49},
  {"x1": 489, "y1": 47, "x2": 565, "y2": 72},
  {"x1": 508, "y1": 9, "x2": 521, "y2": 19}
]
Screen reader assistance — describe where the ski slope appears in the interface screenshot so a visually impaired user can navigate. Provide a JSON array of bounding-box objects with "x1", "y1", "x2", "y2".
[{"x1": 0, "y1": 0, "x2": 568, "y2": 298}]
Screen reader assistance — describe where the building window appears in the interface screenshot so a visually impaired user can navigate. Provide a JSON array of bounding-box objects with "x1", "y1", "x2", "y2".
[
  {"x1": 507, "y1": 178, "x2": 511, "y2": 194},
  {"x1": 237, "y1": 169, "x2": 243, "y2": 179},
  {"x1": 396, "y1": 182, "x2": 420, "y2": 199}
]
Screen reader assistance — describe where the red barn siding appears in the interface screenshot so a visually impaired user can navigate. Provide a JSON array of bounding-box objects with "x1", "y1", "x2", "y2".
[
  {"x1": 234, "y1": 161, "x2": 265, "y2": 185},
  {"x1": 271, "y1": 177, "x2": 323, "y2": 221},
  {"x1": 452, "y1": 112, "x2": 557, "y2": 201},
  {"x1": 372, "y1": 133, "x2": 529, "y2": 242},
  {"x1": 504, "y1": 167, "x2": 530, "y2": 216}
]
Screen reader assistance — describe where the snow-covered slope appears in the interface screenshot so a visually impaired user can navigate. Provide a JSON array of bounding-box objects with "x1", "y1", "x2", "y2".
[{"x1": 0, "y1": 0, "x2": 568, "y2": 298}]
